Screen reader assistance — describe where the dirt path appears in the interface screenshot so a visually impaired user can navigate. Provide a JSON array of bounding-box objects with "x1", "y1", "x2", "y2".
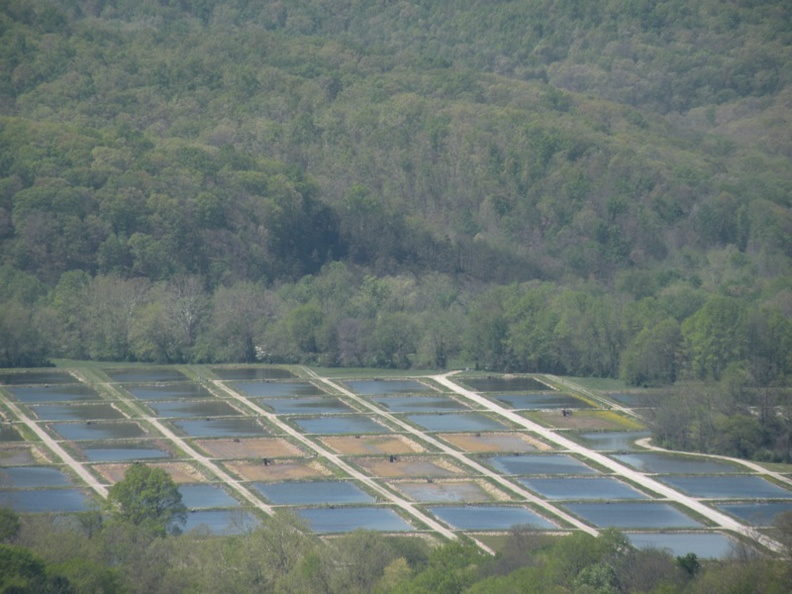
[{"x1": 434, "y1": 372, "x2": 784, "y2": 554}]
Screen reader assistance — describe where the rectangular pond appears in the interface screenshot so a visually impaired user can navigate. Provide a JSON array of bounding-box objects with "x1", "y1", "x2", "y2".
[
  {"x1": 146, "y1": 400, "x2": 241, "y2": 418},
  {"x1": 252, "y1": 480, "x2": 375, "y2": 505},
  {"x1": 464, "y1": 377, "x2": 548, "y2": 393},
  {"x1": 0, "y1": 488, "x2": 90, "y2": 512},
  {"x1": 297, "y1": 507, "x2": 413, "y2": 533},
  {"x1": 292, "y1": 415, "x2": 390, "y2": 435},
  {"x1": 405, "y1": 413, "x2": 509, "y2": 433},
  {"x1": 344, "y1": 379, "x2": 432, "y2": 395},
  {"x1": 575, "y1": 431, "x2": 651, "y2": 451},
  {"x1": 372, "y1": 395, "x2": 468, "y2": 413},
  {"x1": 605, "y1": 392, "x2": 664, "y2": 407},
  {"x1": 258, "y1": 397, "x2": 356, "y2": 415},
  {"x1": 126, "y1": 382, "x2": 214, "y2": 401},
  {"x1": 211, "y1": 367, "x2": 295, "y2": 380},
  {"x1": 51, "y1": 421, "x2": 147, "y2": 441},
  {"x1": 105, "y1": 368, "x2": 186, "y2": 383},
  {"x1": 659, "y1": 475, "x2": 792, "y2": 499},
  {"x1": 519, "y1": 477, "x2": 648, "y2": 500},
  {"x1": 563, "y1": 502, "x2": 703, "y2": 529},
  {"x1": 179, "y1": 484, "x2": 240, "y2": 509},
  {"x1": 716, "y1": 502, "x2": 792, "y2": 526},
  {"x1": 182, "y1": 509, "x2": 259, "y2": 535},
  {"x1": 0, "y1": 466, "x2": 73, "y2": 488},
  {"x1": 172, "y1": 418, "x2": 270, "y2": 438},
  {"x1": 393, "y1": 480, "x2": 498, "y2": 503},
  {"x1": 9, "y1": 385, "x2": 101, "y2": 403},
  {"x1": 494, "y1": 393, "x2": 592, "y2": 410},
  {"x1": 427, "y1": 505, "x2": 556, "y2": 531},
  {"x1": 233, "y1": 381, "x2": 324, "y2": 398},
  {"x1": 81, "y1": 443, "x2": 172, "y2": 462},
  {"x1": 29, "y1": 403, "x2": 125, "y2": 422},
  {"x1": 628, "y1": 532, "x2": 737, "y2": 559},
  {"x1": 610, "y1": 453, "x2": 743, "y2": 474},
  {"x1": 0, "y1": 371, "x2": 75, "y2": 385},
  {"x1": 487, "y1": 454, "x2": 597, "y2": 476},
  {"x1": 0, "y1": 426, "x2": 23, "y2": 442}
]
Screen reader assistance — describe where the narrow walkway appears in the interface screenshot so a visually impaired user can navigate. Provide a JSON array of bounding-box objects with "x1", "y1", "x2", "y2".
[{"x1": 434, "y1": 372, "x2": 784, "y2": 554}]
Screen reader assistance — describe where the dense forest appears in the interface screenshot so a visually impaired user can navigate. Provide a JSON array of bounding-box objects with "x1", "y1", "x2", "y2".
[{"x1": 1, "y1": 0, "x2": 791, "y2": 460}]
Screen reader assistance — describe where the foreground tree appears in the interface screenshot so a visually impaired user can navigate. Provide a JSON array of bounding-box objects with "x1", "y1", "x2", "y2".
[{"x1": 104, "y1": 464, "x2": 186, "y2": 536}]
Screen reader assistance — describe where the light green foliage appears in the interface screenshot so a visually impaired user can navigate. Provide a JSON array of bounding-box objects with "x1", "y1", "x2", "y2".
[{"x1": 104, "y1": 464, "x2": 186, "y2": 536}]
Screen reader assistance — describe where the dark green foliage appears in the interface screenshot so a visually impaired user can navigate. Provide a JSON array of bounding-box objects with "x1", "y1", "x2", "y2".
[{"x1": 105, "y1": 463, "x2": 187, "y2": 536}]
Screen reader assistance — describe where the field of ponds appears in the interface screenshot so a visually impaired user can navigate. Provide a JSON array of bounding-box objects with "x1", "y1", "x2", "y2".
[{"x1": 1, "y1": 366, "x2": 791, "y2": 555}]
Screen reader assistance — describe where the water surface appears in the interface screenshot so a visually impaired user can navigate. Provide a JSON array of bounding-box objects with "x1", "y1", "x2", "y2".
[
  {"x1": 146, "y1": 400, "x2": 241, "y2": 418},
  {"x1": 212, "y1": 367, "x2": 295, "y2": 380},
  {"x1": 344, "y1": 380, "x2": 432, "y2": 395},
  {"x1": 298, "y1": 507, "x2": 413, "y2": 533},
  {"x1": 564, "y1": 502, "x2": 703, "y2": 529},
  {"x1": 10, "y1": 385, "x2": 100, "y2": 403},
  {"x1": 173, "y1": 418, "x2": 270, "y2": 438},
  {"x1": 716, "y1": 502, "x2": 792, "y2": 526},
  {"x1": 182, "y1": 510, "x2": 258, "y2": 535},
  {"x1": 105, "y1": 368, "x2": 186, "y2": 383},
  {"x1": 126, "y1": 383, "x2": 213, "y2": 400},
  {"x1": 519, "y1": 477, "x2": 648, "y2": 500},
  {"x1": 0, "y1": 466, "x2": 72, "y2": 488},
  {"x1": 659, "y1": 475, "x2": 792, "y2": 499},
  {"x1": 611, "y1": 453, "x2": 742, "y2": 474},
  {"x1": 259, "y1": 398, "x2": 356, "y2": 415},
  {"x1": 576, "y1": 431, "x2": 651, "y2": 451},
  {"x1": 82, "y1": 445, "x2": 171, "y2": 462},
  {"x1": 406, "y1": 413, "x2": 508, "y2": 432},
  {"x1": 488, "y1": 454, "x2": 597, "y2": 476},
  {"x1": 494, "y1": 393, "x2": 592, "y2": 410},
  {"x1": 0, "y1": 488, "x2": 89, "y2": 512},
  {"x1": 0, "y1": 371, "x2": 75, "y2": 385},
  {"x1": 464, "y1": 377, "x2": 547, "y2": 393},
  {"x1": 253, "y1": 481, "x2": 374, "y2": 505},
  {"x1": 293, "y1": 415, "x2": 389, "y2": 435},
  {"x1": 428, "y1": 505, "x2": 556, "y2": 530},
  {"x1": 179, "y1": 484, "x2": 240, "y2": 508},
  {"x1": 233, "y1": 382, "x2": 324, "y2": 398},
  {"x1": 372, "y1": 396, "x2": 468, "y2": 413},
  {"x1": 51, "y1": 421, "x2": 146, "y2": 440},
  {"x1": 30, "y1": 403, "x2": 124, "y2": 422},
  {"x1": 629, "y1": 532, "x2": 737, "y2": 559}
]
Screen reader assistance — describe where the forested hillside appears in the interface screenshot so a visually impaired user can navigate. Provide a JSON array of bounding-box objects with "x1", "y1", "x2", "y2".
[{"x1": 1, "y1": 0, "x2": 791, "y2": 457}]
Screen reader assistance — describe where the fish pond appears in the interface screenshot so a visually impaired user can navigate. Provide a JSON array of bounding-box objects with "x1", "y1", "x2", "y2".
[
  {"x1": 145, "y1": 399, "x2": 241, "y2": 418},
  {"x1": 80, "y1": 443, "x2": 172, "y2": 462},
  {"x1": 464, "y1": 377, "x2": 548, "y2": 393},
  {"x1": 575, "y1": 431, "x2": 651, "y2": 451},
  {"x1": 258, "y1": 397, "x2": 356, "y2": 415},
  {"x1": 30, "y1": 403, "x2": 124, "y2": 422},
  {"x1": 344, "y1": 380, "x2": 433, "y2": 395},
  {"x1": 126, "y1": 383, "x2": 214, "y2": 400},
  {"x1": 610, "y1": 452, "x2": 743, "y2": 474},
  {"x1": 172, "y1": 418, "x2": 270, "y2": 438},
  {"x1": 297, "y1": 507, "x2": 414, "y2": 533},
  {"x1": 519, "y1": 477, "x2": 648, "y2": 500},
  {"x1": 658, "y1": 475, "x2": 792, "y2": 499},
  {"x1": 563, "y1": 502, "x2": 702, "y2": 529},
  {"x1": 0, "y1": 466, "x2": 72, "y2": 488},
  {"x1": 233, "y1": 382, "x2": 324, "y2": 398},
  {"x1": 488, "y1": 454, "x2": 597, "y2": 476},
  {"x1": 292, "y1": 415, "x2": 390, "y2": 435},
  {"x1": 405, "y1": 413, "x2": 508, "y2": 432},
  {"x1": 628, "y1": 532, "x2": 737, "y2": 559},
  {"x1": 252, "y1": 480, "x2": 374, "y2": 505},
  {"x1": 51, "y1": 421, "x2": 147, "y2": 441},
  {"x1": 493, "y1": 393, "x2": 592, "y2": 410},
  {"x1": 427, "y1": 505, "x2": 556, "y2": 530},
  {"x1": 0, "y1": 371, "x2": 75, "y2": 385},
  {"x1": 0, "y1": 488, "x2": 90, "y2": 512},
  {"x1": 372, "y1": 395, "x2": 468, "y2": 413},
  {"x1": 716, "y1": 502, "x2": 792, "y2": 526},
  {"x1": 211, "y1": 367, "x2": 295, "y2": 381},
  {"x1": 9, "y1": 385, "x2": 100, "y2": 403},
  {"x1": 179, "y1": 484, "x2": 240, "y2": 509},
  {"x1": 182, "y1": 510, "x2": 259, "y2": 535},
  {"x1": 105, "y1": 368, "x2": 186, "y2": 383}
]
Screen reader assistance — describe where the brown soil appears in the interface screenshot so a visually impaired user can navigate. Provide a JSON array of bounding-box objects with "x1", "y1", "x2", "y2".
[
  {"x1": 194, "y1": 437, "x2": 304, "y2": 459},
  {"x1": 439, "y1": 432, "x2": 552, "y2": 453},
  {"x1": 354, "y1": 456, "x2": 463, "y2": 478},
  {"x1": 320, "y1": 434, "x2": 425, "y2": 455},
  {"x1": 94, "y1": 461, "x2": 207, "y2": 484},
  {"x1": 226, "y1": 459, "x2": 330, "y2": 481}
]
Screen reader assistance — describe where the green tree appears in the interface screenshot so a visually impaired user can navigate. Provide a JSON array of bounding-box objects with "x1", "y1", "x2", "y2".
[
  {"x1": 104, "y1": 464, "x2": 186, "y2": 536},
  {"x1": 0, "y1": 507, "x2": 20, "y2": 543}
]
